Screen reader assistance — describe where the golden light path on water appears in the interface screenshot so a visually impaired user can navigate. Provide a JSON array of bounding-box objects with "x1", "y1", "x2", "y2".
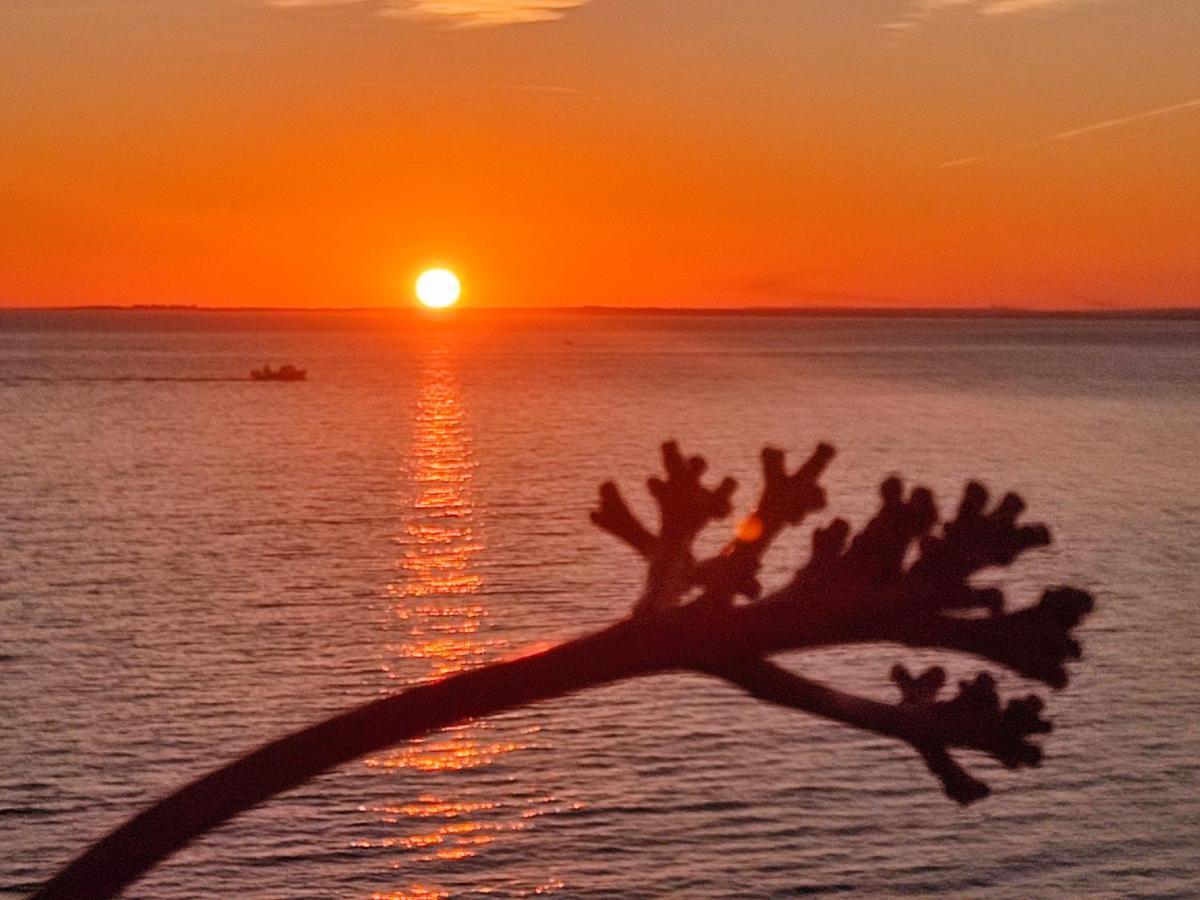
[{"x1": 359, "y1": 346, "x2": 569, "y2": 899}]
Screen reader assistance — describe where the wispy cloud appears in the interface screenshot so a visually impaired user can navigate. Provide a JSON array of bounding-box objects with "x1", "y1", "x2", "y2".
[
  {"x1": 979, "y1": 0, "x2": 1091, "y2": 14},
  {"x1": 267, "y1": 0, "x2": 591, "y2": 28},
  {"x1": 941, "y1": 96, "x2": 1200, "y2": 168},
  {"x1": 885, "y1": 0, "x2": 1113, "y2": 31}
]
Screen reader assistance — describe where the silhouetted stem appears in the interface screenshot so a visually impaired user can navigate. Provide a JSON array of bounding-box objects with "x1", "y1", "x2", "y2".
[
  {"x1": 33, "y1": 620, "x2": 659, "y2": 900},
  {"x1": 711, "y1": 659, "x2": 993, "y2": 804},
  {"x1": 37, "y1": 589, "x2": 1079, "y2": 898},
  {"x1": 712, "y1": 658, "x2": 931, "y2": 742},
  {"x1": 35, "y1": 443, "x2": 1094, "y2": 896}
]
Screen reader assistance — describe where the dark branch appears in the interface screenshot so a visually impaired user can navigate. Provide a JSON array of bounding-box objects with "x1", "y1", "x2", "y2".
[
  {"x1": 33, "y1": 620, "x2": 660, "y2": 900},
  {"x1": 711, "y1": 658, "x2": 1053, "y2": 804},
  {"x1": 590, "y1": 481, "x2": 656, "y2": 556},
  {"x1": 35, "y1": 441, "x2": 1095, "y2": 898},
  {"x1": 694, "y1": 442, "x2": 835, "y2": 602}
]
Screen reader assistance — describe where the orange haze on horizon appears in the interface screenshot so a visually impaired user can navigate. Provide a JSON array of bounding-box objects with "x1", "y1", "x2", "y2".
[{"x1": 1, "y1": 1, "x2": 1197, "y2": 311}]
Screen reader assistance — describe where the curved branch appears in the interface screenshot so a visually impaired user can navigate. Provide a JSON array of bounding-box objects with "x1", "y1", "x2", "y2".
[
  {"x1": 34, "y1": 443, "x2": 1096, "y2": 897},
  {"x1": 728, "y1": 585, "x2": 1094, "y2": 688},
  {"x1": 35, "y1": 589, "x2": 1092, "y2": 898},
  {"x1": 36, "y1": 578, "x2": 1091, "y2": 897},
  {"x1": 33, "y1": 621, "x2": 658, "y2": 900},
  {"x1": 711, "y1": 658, "x2": 1052, "y2": 805}
]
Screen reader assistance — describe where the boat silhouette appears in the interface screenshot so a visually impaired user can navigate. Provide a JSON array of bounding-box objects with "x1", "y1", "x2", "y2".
[{"x1": 250, "y1": 364, "x2": 306, "y2": 382}]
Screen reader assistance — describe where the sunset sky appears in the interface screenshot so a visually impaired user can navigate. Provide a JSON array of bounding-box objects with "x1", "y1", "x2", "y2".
[{"x1": 2, "y1": 0, "x2": 1197, "y2": 309}]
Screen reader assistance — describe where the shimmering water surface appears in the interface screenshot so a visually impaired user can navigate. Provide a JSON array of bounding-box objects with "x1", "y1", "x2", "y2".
[{"x1": 2, "y1": 310, "x2": 1197, "y2": 898}]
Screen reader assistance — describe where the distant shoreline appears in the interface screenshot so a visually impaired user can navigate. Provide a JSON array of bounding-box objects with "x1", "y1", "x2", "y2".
[{"x1": 1, "y1": 304, "x2": 1198, "y2": 320}]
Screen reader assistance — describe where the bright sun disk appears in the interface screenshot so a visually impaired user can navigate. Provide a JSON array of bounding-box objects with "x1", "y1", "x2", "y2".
[{"x1": 415, "y1": 268, "x2": 461, "y2": 309}]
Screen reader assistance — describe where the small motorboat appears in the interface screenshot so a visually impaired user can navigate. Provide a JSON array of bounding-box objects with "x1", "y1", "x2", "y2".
[{"x1": 251, "y1": 364, "x2": 307, "y2": 382}]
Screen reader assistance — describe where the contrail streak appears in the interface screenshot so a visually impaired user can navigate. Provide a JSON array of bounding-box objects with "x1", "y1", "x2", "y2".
[{"x1": 941, "y1": 96, "x2": 1200, "y2": 168}]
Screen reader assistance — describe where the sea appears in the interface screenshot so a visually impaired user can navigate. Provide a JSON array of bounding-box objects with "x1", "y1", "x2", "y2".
[{"x1": 1, "y1": 309, "x2": 1197, "y2": 898}]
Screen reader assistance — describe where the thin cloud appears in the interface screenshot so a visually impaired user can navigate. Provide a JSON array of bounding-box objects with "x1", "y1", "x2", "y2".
[
  {"x1": 980, "y1": 0, "x2": 1089, "y2": 13},
  {"x1": 941, "y1": 96, "x2": 1200, "y2": 168},
  {"x1": 395, "y1": 0, "x2": 588, "y2": 26},
  {"x1": 886, "y1": 0, "x2": 1113, "y2": 30},
  {"x1": 268, "y1": 0, "x2": 590, "y2": 27}
]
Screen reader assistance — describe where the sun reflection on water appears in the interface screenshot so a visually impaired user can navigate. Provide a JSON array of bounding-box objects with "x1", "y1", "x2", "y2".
[
  {"x1": 362, "y1": 348, "x2": 567, "y2": 896},
  {"x1": 377, "y1": 348, "x2": 497, "y2": 688}
]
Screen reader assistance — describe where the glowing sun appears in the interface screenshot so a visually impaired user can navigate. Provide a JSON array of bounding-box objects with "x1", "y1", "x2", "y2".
[{"x1": 415, "y1": 268, "x2": 461, "y2": 309}]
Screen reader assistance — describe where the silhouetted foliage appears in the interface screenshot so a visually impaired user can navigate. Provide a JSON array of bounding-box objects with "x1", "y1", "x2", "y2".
[{"x1": 36, "y1": 442, "x2": 1093, "y2": 899}]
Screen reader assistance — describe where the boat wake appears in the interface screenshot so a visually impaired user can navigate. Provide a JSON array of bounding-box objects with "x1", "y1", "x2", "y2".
[{"x1": 1, "y1": 376, "x2": 263, "y2": 384}]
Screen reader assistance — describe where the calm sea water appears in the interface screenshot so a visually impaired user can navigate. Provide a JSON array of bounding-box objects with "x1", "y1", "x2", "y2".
[{"x1": 1, "y1": 310, "x2": 1197, "y2": 898}]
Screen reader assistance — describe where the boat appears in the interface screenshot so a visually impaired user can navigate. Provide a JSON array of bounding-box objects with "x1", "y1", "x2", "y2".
[{"x1": 250, "y1": 364, "x2": 307, "y2": 382}]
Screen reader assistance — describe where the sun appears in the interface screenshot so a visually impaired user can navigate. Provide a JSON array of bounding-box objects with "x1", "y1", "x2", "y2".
[{"x1": 415, "y1": 268, "x2": 461, "y2": 309}]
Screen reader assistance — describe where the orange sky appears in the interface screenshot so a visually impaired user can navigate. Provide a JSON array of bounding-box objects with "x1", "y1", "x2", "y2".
[{"x1": 1, "y1": 0, "x2": 1197, "y2": 309}]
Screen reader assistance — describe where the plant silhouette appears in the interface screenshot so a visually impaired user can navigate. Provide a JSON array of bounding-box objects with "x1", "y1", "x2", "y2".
[{"x1": 35, "y1": 442, "x2": 1094, "y2": 899}]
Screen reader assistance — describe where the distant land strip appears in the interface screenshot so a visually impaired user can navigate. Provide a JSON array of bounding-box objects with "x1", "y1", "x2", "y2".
[{"x1": 1, "y1": 305, "x2": 1198, "y2": 319}]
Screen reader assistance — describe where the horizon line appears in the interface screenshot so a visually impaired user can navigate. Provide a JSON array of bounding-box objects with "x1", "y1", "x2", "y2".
[{"x1": 2, "y1": 303, "x2": 1198, "y2": 319}]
